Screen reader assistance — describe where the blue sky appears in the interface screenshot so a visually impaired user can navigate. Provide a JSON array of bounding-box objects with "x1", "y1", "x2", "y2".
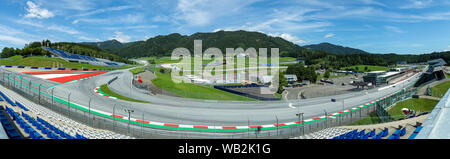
[{"x1": 0, "y1": 0, "x2": 450, "y2": 54}]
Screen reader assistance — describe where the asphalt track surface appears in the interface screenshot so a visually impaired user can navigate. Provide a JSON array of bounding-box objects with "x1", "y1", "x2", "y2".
[{"x1": 2, "y1": 67, "x2": 424, "y2": 137}]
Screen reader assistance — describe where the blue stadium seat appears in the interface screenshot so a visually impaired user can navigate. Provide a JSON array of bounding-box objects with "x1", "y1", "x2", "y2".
[
  {"x1": 381, "y1": 128, "x2": 389, "y2": 137},
  {"x1": 400, "y1": 128, "x2": 406, "y2": 137}
]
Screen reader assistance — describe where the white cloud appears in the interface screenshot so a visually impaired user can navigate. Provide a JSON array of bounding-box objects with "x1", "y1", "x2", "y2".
[
  {"x1": 77, "y1": 36, "x2": 100, "y2": 42},
  {"x1": 324, "y1": 33, "x2": 335, "y2": 39},
  {"x1": 360, "y1": 0, "x2": 385, "y2": 6},
  {"x1": 72, "y1": 13, "x2": 145, "y2": 25},
  {"x1": 47, "y1": 25, "x2": 80, "y2": 35},
  {"x1": 221, "y1": 9, "x2": 331, "y2": 33},
  {"x1": 103, "y1": 25, "x2": 158, "y2": 31},
  {"x1": 400, "y1": 0, "x2": 433, "y2": 9},
  {"x1": 110, "y1": 32, "x2": 131, "y2": 43},
  {"x1": 445, "y1": 45, "x2": 450, "y2": 51},
  {"x1": 0, "y1": 24, "x2": 35, "y2": 46},
  {"x1": 73, "y1": 5, "x2": 138, "y2": 17},
  {"x1": 14, "y1": 19, "x2": 81, "y2": 35},
  {"x1": 24, "y1": 1, "x2": 54, "y2": 19},
  {"x1": 384, "y1": 25, "x2": 405, "y2": 33},
  {"x1": 173, "y1": 0, "x2": 261, "y2": 26},
  {"x1": 60, "y1": 0, "x2": 94, "y2": 11},
  {"x1": 268, "y1": 33, "x2": 307, "y2": 44},
  {"x1": 0, "y1": 35, "x2": 29, "y2": 45}
]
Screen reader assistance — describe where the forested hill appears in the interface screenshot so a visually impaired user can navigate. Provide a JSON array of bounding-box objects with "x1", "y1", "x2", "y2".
[
  {"x1": 81, "y1": 39, "x2": 129, "y2": 54},
  {"x1": 108, "y1": 30, "x2": 312, "y2": 58},
  {"x1": 303, "y1": 42, "x2": 369, "y2": 55}
]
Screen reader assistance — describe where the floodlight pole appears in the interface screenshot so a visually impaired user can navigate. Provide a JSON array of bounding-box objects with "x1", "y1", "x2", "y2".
[
  {"x1": 124, "y1": 108, "x2": 135, "y2": 135},
  {"x1": 275, "y1": 115, "x2": 279, "y2": 136},
  {"x1": 88, "y1": 98, "x2": 92, "y2": 126}
]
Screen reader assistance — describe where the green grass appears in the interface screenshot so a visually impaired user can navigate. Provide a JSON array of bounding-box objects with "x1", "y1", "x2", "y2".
[
  {"x1": 274, "y1": 93, "x2": 282, "y2": 99},
  {"x1": 431, "y1": 80, "x2": 450, "y2": 98},
  {"x1": 342, "y1": 65, "x2": 390, "y2": 72},
  {"x1": 387, "y1": 98, "x2": 439, "y2": 120},
  {"x1": 151, "y1": 68, "x2": 257, "y2": 101},
  {"x1": 99, "y1": 84, "x2": 150, "y2": 103},
  {"x1": 0, "y1": 55, "x2": 133, "y2": 69},
  {"x1": 317, "y1": 72, "x2": 348, "y2": 80},
  {"x1": 142, "y1": 56, "x2": 295, "y2": 67},
  {"x1": 348, "y1": 112, "x2": 381, "y2": 126},
  {"x1": 348, "y1": 98, "x2": 439, "y2": 125},
  {"x1": 129, "y1": 67, "x2": 145, "y2": 74}
]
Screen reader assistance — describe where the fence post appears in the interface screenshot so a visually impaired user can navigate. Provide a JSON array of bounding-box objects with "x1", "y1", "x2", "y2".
[
  {"x1": 38, "y1": 84, "x2": 42, "y2": 104},
  {"x1": 68, "y1": 92, "x2": 71, "y2": 117}
]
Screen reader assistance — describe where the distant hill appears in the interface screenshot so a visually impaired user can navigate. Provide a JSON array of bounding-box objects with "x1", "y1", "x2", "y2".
[
  {"x1": 303, "y1": 42, "x2": 369, "y2": 55},
  {"x1": 109, "y1": 30, "x2": 311, "y2": 58},
  {"x1": 82, "y1": 39, "x2": 129, "y2": 53}
]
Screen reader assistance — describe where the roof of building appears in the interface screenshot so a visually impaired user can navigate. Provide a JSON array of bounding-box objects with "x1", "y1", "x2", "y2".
[
  {"x1": 379, "y1": 71, "x2": 401, "y2": 78},
  {"x1": 367, "y1": 71, "x2": 386, "y2": 74}
]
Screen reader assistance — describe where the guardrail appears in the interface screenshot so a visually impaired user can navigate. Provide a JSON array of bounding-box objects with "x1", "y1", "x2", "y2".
[
  {"x1": 0, "y1": 65, "x2": 114, "y2": 71},
  {"x1": 108, "y1": 76, "x2": 118, "y2": 85},
  {"x1": 214, "y1": 85, "x2": 281, "y2": 101}
]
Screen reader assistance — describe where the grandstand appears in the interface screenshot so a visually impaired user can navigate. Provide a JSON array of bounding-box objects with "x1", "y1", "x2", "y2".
[
  {"x1": 0, "y1": 85, "x2": 133, "y2": 139},
  {"x1": 42, "y1": 47, "x2": 126, "y2": 67},
  {"x1": 293, "y1": 112, "x2": 429, "y2": 139}
]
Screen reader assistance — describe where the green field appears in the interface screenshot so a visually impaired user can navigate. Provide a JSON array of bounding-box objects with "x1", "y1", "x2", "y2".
[
  {"x1": 431, "y1": 80, "x2": 450, "y2": 98},
  {"x1": 348, "y1": 98, "x2": 439, "y2": 125},
  {"x1": 0, "y1": 55, "x2": 133, "y2": 69},
  {"x1": 347, "y1": 112, "x2": 381, "y2": 126},
  {"x1": 387, "y1": 98, "x2": 439, "y2": 120},
  {"x1": 342, "y1": 65, "x2": 390, "y2": 72},
  {"x1": 99, "y1": 84, "x2": 150, "y2": 103},
  {"x1": 129, "y1": 67, "x2": 145, "y2": 74},
  {"x1": 141, "y1": 56, "x2": 296, "y2": 66},
  {"x1": 151, "y1": 68, "x2": 257, "y2": 101}
]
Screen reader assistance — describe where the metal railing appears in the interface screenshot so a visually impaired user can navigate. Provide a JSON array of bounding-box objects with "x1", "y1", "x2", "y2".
[{"x1": 0, "y1": 68, "x2": 419, "y2": 139}]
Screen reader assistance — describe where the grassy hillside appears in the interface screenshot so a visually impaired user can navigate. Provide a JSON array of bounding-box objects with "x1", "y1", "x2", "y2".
[
  {"x1": 99, "y1": 84, "x2": 149, "y2": 103},
  {"x1": 387, "y1": 98, "x2": 439, "y2": 120},
  {"x1": 348, "y1": 98, "x2": 439, "y2": 125},
  {"x1": 151, "y1": 68, "x2": 256, "y2": 101},
  {"x1": 0, "y1": 55, "x2": 132, "y2": 69},
  {"x1": 342, "y1": 65, "x2": 390, "y2": 72},
  {"x1": 431, "y1": 81, "x2": 450, "y2": 98}
]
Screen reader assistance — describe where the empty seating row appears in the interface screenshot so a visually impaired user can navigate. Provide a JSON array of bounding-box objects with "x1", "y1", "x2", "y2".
[
  {"x1": 0, "y1": 107, "x2": 22, "y2": 139},
  {"x1": 44, "y1": 47, "x2": 99, "y2": 62},
  {"x1": 387, "y1": 128, "x2": 406, "y2": 139},
  {"x1": 1, "y1": 85, "x2": 133, "y2": 139},
  {"x1": 15, "y1": 101, "x2": 29, "y2": 111},
  {"x1": 36, "y1": 116, "x2": 75, "y2": 139},
  {"x1": 5, "y1": 106, "x2": 44, "y2": 139},
  {"x1": 408, "y1": 126, "x2": 423, "y2": 139},
  {"x1": 333, "y1": 129, "x2": 380, "y2": 139},
  {"x1": 0, "y1": 91, "x2": 16, "y2": 106}
]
